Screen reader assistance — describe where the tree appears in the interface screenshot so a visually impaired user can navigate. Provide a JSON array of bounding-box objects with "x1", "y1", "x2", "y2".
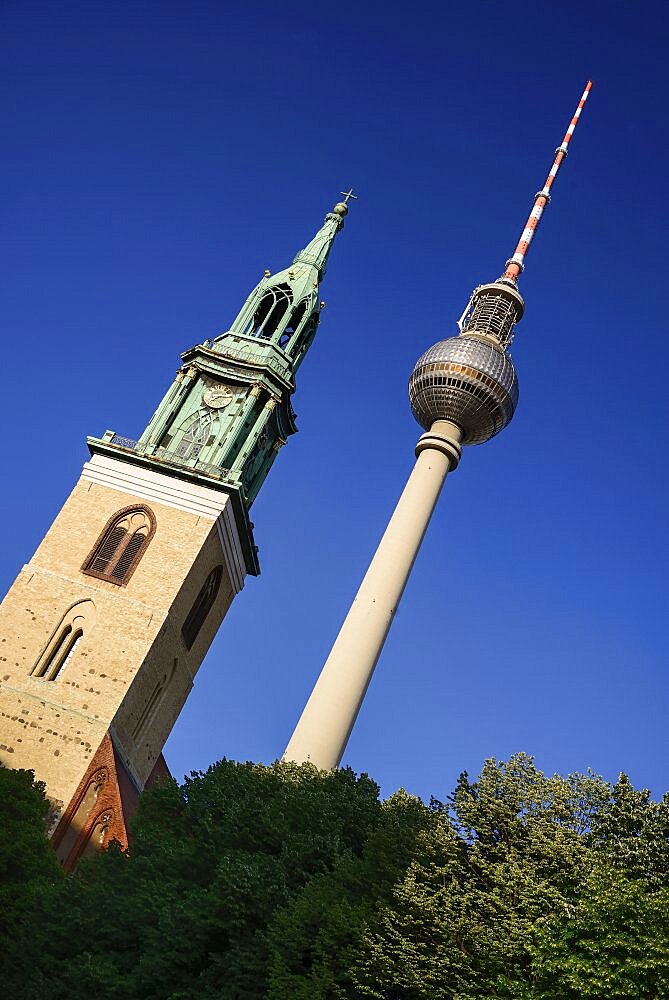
[
  {"x1": 527, "y1": 865, "x2": 669, "y2": 999},
  {"x1": 4, "y1": 754, "x2": 669, "y2": 999},
  {"x1": 351, "y1": 754, "x2": 666, "y2": 999},
  {"x1": 0, "y1": 765, "x2": 61, "y2": 940},
  {"x1": 6, "y1": 759, "x2": 385, "y2": 1000},
  {"x1": 267, "y1": 788, "x2": 432, "y2": 1000},
  {"x1": 0, "y1": 765, "x2": 62, "y2": 948}
]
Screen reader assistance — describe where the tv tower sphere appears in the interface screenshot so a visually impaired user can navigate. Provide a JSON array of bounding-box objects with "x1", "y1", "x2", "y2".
[
  {"x1": 409, "y1": 332, "x2": 519, "y2": 445},
  {"x1": 409, "y1": 278, "x2": 524, "y2": 444}
]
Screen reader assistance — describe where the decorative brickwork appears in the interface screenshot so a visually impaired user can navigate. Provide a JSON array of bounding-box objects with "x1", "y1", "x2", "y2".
[{"x1": 52, "y1": 731, "x2": 170, "y2": 871}]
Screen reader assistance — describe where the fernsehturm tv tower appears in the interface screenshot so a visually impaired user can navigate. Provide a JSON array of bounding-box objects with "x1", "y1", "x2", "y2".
[{"x1": 285, "y1": 81, "x2": 593, "y2": 770}]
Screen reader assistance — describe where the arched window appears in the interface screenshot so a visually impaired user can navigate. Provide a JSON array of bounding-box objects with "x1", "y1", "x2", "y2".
[
  {"x1": 173, "y1": 409, "x2": 217, "y2": 462},
  {"x1": 248, "y1": 283, "x2": 293, "y2": 339},
  {"x1": 279, "y1": 298, "x2": 308, "y2": 348},
  {"x1": 81, "y1": 810, "x2": 114, "y2": 860},
  {"x1": 83, "y1": 505, "x2": 156, "y2": 585},
  {"x1": 132, "y1": 658, "x2": 178, "y2": 740},
  {"x1": 292, "y1": 314, "x2": 319, "y2": 366},
  {"x1": 55, "y1": 768, "x2": 108, "y2": 863},
  {"x1": 32, "y1": 599, "x2": 96, "y2": 681},
  {"x1": 182, "y1": 566, "x2": 223, "y2": 650}
]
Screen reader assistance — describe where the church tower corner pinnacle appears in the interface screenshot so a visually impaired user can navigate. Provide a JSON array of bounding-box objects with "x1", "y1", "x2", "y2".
[{"x1": 0, "y1": 193, "x2": 352, "y2": 867}]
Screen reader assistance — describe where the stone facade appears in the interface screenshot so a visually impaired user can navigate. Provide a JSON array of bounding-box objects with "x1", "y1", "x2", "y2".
[{"x1": 0, "y1": 454, "x2": 245, "y2": 852}]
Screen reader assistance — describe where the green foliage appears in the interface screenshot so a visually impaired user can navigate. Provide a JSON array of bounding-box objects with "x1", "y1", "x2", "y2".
[
  {"x1": 353, "y1": 755, "x2": 669, "y2": 1000},
  {"x1": 3, "y1": 754, "x2": 669, "y2": 999},
  {"x1": 4, "y1": 759, "x2": 384, "y2": 999},
  {"x1": 267, "y1": 788, "x2": 432, "y2": 999},
  {"x1": 526, "y1": 864, "x2": 669, "y2": 998},
  {"x1": 0, "y1": 765, "x2": 62, "y2": 944}
]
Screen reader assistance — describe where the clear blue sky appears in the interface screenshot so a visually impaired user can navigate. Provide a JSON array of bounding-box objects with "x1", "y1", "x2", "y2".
[{"x1": 2, "y1": 0, "x2": 668, "y2": 802}]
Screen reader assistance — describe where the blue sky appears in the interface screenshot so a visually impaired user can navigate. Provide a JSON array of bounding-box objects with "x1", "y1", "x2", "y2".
[{"x1": 2, "y1": 0, "x2": 668, "y2": 802}]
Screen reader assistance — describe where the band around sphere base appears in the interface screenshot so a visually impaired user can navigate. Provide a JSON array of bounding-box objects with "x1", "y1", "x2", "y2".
[{"x1": 415, "y1": 420, "x2": 463, "y2": 470}]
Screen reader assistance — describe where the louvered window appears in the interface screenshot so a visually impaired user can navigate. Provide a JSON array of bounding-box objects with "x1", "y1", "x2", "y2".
[
  {"x1": 182, "y1": 566, "x2": 223, "y2": 650},
  {"x1": 110, "y1": 531, "x2": 145, "y2": 581},
  {"x1": 89, "y1": 526, "x2": 126, "y2": 574},
  {"x1": 83, "y1": 506, "x2": 156, "y2": 586}
]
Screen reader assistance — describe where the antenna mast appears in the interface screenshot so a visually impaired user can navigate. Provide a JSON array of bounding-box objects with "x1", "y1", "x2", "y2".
[{"x1": 503, "y1": 80, "x2": 593, "y2": 283}]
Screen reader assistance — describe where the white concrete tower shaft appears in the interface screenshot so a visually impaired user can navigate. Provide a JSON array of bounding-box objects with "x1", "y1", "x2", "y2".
[{"x1": 283, "y1": 421, "x2": 462, "y2": 769}]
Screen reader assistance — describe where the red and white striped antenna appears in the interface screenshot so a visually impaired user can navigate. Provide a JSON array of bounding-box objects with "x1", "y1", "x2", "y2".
[{"x1": 502, "y1": 80, "x2": 593, "y2": 283}]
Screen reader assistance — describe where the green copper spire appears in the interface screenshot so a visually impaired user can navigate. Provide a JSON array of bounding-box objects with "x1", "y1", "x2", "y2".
[
  {"x1": 87, "y1": 194, "x2": 353, "y2": 575},
  {"x1": 221, "y1": 193, "x2": 352, "y2": 371},
  {"x1": 292, "y1": 191, "x2": 355, "y2": 277}
]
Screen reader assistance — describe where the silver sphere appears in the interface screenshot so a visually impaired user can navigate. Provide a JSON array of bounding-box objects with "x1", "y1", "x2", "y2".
[
  {"x1": 409, "y1": 334, "x2": 518, "y2": 445},
  {"x1": 333, "y1": 202, "x2": 349, "y2": 216}
]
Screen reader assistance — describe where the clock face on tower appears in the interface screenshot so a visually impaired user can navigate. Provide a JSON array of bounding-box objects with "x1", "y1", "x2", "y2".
[{"x1": 202, "y1": 386, "x2": 234, "y2": 410}]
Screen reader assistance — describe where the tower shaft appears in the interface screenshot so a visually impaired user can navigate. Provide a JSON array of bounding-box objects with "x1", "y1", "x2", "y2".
[{"x1": 283, "y1": 421, "x2": 462, "y2": 769}]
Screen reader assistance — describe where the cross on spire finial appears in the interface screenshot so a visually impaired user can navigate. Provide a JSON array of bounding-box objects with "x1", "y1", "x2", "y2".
[{"x1": 340, "y1": 188, "x2": 358, "y2": 204}]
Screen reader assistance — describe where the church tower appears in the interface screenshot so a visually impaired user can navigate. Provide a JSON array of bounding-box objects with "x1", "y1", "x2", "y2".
[{"x1": 0, "y1": 194, "x2": 352, "y2": 867}]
